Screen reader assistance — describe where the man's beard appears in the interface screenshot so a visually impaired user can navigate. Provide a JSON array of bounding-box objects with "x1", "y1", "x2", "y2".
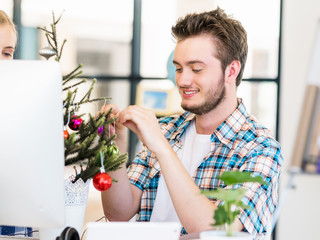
[{"x1": 181, "y1": 77, "x2": 226, "y2": 115}]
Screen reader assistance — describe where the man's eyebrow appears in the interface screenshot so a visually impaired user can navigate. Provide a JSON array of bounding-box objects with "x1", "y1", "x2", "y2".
[{"x1": 173, "y1": 60, "x2": 205, "y2": 65}]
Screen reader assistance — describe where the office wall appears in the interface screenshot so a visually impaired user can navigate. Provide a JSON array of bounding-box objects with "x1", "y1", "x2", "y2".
[{"x1": 278, "y1": 0, "x2": 320, "y2": 239}]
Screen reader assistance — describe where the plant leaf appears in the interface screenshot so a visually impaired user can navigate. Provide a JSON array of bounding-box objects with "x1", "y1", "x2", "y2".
[
  {"x1": 202, "y1": 188, "x2": 247, "y2": 203},
  {"x1": 213, "y1": 206, "x2": 228, "y2": 226},
  {"x1": 212, "y1": 206, "x2": 241, "y2": 227},
  {"x1": 237, "y1": 201, "x2": 251, "y2": 210},
  {"x1": 219, "y1": 171, "x2": 268, "y2": 186}
]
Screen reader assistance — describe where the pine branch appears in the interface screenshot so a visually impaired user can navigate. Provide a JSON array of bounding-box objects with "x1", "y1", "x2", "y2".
[
  {"x1": 73, "y1": 153, "x2": 128, "y2": 183},
  {"x1": 79, "y1": 79, "x2": 96, "y2": 102},
  {"x1": 104, "y1": 153, "x2": 128, "y2": 172},
  {"x1": 63, "y1": 79, "x2": 87, "y2": 92},
  {"x1": 63, "y1": 64, "x2": 83, "y2": 84},
  {"x1": 54, "y1": 10, "x2": 65, "y2": 25},
  {"x1": 77, "y1": 97, "x2": 112, "y2": 105},
  {"x1": 58, "y1": 39, "x2": 67, "y2": 60},
  {"x1": 71, "y1": 88, "x2": 78, "y2": 105},
  {"x1": 45, "y1": 33, "x2": 55, "y2": 50},
  {"x1": 39, "y1": 11, "x2": 128, "y2": 183}
]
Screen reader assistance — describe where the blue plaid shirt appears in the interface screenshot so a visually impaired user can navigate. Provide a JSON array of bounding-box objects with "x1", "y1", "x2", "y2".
[
  {"x1": 127, "y1": 99, "x2": 283, "y2": 240},
  {"x1": 0, "y1": 225, "x2": 32, "y2": 237}
]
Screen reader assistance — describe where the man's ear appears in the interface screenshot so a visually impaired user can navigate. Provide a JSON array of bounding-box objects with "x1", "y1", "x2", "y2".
[{"x1": 225, "y1": 60, "x2": 241, "y2": 84}]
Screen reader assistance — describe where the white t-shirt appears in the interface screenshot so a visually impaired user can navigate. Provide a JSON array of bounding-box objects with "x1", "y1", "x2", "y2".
[{"x1": 150, "y1": 120, "x2": 211, "y2": 222}]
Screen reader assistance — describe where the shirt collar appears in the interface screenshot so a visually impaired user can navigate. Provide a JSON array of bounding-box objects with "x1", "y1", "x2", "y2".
[
  {"x1": 214, "y1": 98, "x2": 248, "y2": 149},
  {"x1": 168, "y1": 98, "x2": 248, "y2": 149}
]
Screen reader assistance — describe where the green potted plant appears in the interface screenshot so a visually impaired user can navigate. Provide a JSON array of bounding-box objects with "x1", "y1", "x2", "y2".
[{"x1": 200, "y1": 171, "x2": 268, "y2": 239}]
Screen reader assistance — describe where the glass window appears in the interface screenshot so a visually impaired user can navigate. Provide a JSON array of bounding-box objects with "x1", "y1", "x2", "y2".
[
  {"x1": 20, "y1": 0, "x2": 133, "y2": 76},
  {"x1": 217, "y1": 0, "x2": 280, "y2": 79},
  {"x1": 14, "y1": 0, "x2": 281, "y2": 155},
  {"x1": 217, "y1": 0, "x2": 281, "y2": 136},
  {"x1": 95, "y1": 79, "x2": 131, "y2": 110},
  {"x1": 2, "y1": 1, "x2": 13, "y2": 17},
  {"x1": 238, "y1": 81, "x2": 278, "y2": 135},
  {"x1": 140, "y1": 0, "x2": 177, "y2": 78}
]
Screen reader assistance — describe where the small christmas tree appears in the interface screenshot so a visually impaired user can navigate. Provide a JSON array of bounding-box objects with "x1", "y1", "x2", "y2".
[{"x1": 38, "y1": 12, "x2": 127, "y2": 184}]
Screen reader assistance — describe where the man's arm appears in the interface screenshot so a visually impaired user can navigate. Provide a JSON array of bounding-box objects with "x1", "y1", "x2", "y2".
[
  {"x1": 116, "y1": 105, "x2": 244, "y2": 233},
  {"x1": 101, "y1": 166, "x2": 142, "y2": 221},
  {"x1": 238, "y1": 143, "x2": 283, "y2": 236},
  {"x1": 99, "y1": 104, "x2": 142, "y2": 221}
]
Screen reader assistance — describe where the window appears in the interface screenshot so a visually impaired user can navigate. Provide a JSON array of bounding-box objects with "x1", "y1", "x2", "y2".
[
  {"x1": 11, "y1": 0, "x2": 281, "y2": 160},
  {"x1": 20, "y1": 0, "x2": 133, "y2": 76}
]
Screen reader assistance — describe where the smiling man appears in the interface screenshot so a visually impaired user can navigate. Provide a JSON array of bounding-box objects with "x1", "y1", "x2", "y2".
[{"x1": 101, "y1": 8, "x2": 283, "y2": 240}]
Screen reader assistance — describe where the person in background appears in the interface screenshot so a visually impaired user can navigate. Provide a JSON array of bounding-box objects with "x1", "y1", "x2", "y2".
[
  {"x1": 100, "y1": 8, "x2": 283, "y2": 240},
  {"x1": 0, "y1": 10, "x2": 16, "y2": 60},
  {"x1": 0, "y1": 9, "x2": 32, "y2": 237}
]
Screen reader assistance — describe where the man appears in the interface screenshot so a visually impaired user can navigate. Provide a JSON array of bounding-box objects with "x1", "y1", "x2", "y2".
[{"x1": 101, "y1": 8, "x2": 283, "y2": 240}]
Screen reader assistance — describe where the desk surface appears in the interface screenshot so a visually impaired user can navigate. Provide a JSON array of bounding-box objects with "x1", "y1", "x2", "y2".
[
  {"x1": 179, "y1": 232, "x2": 200, "y2": 240},
  {"x1": 0, "y1": 231, "x2": 201, "y2": 240},
  {"x1": 0, "y1": 237, "x2": 38, "y2": 240}
]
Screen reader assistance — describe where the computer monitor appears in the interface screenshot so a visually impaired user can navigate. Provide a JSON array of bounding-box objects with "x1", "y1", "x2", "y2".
[{"x1": 0, "y1": 60, "x2": 65, "y2": 233}]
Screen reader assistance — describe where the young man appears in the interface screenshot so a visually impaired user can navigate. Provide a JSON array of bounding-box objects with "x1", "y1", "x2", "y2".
[{"x1": 101, "y1": 8, "x2": 283, "y2": 240}]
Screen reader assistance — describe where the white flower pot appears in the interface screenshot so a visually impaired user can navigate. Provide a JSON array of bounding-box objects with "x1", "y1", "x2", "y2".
[
  {"x1": 39, "y1": 177, "x2": 90, "y2": 240},
  {"x1": 200, "y1": 230, "x2": 252, "y2": 240}
]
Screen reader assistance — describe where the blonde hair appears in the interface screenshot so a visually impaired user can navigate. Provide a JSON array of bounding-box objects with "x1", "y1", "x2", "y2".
[{"x1": 0, "y1": 10, "x2": 17, "y2": 38}]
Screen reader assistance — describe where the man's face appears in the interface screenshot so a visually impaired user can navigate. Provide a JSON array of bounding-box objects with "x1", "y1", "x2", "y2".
[
  {"x1": 0, "y1": 25, "x2": 16, "y2": 60},
  {"x1": 173, "y1": 35, "x2": 226, "y2": 115}
]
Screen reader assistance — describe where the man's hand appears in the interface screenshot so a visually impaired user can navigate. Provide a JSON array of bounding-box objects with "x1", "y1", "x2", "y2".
[
  {"x1": 117, "y1": 105, "x2": 167, "y2": 154},
  {"x1": 98, "y1": 104, "x2": 128, "y2": 153}
]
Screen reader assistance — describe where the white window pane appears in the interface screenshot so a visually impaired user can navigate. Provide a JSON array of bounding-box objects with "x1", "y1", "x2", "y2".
[
  {"x1": 238, "y1": 81, "x2": 278, "y2": 135},
  {"x1": 217, "y1": 0, "x2": 280, "y2": 79},
  {"x1": 21, "y1": 0, "x2": 133, "y2": 76},
  {"x1": 141, "y1": 0, "x2": 177, "y2": 78},
  {"x1": 2, "y1": 1, "x2": 13, "y2": 17}
]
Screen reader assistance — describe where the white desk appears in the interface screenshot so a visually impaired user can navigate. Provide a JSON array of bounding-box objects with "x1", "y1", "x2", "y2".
[
  {"x1": 0, "y1": 230, "x2": 201, "y2": 240},
  {"x1": 0, "y1": 237, "x2": 38, "y2": 240}
]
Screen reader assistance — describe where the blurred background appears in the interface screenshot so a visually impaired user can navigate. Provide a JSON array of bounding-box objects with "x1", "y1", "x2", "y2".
[{"x1": 3, "y1": 0, "x2": 320, "y2": 239}]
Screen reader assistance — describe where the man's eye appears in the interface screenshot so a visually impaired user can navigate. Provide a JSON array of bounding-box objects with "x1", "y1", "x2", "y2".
[
  {"x1": 175, "y1": 68, "x2": 182, "y2": 73},
  {"x1": 193, "y1": 69, "x2": 202, "y2": 73}
]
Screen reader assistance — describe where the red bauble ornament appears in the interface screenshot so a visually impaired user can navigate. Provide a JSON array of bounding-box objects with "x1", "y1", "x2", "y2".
[
  {"x1": 93, "y1": 172, "x2": 112, "y2": 191},
  {"x1": 68, "y1": 115, "x2": 83, "y2": 131},
  {"x1": 63, "y1": 128, "x2": 69, "y2": 139}
]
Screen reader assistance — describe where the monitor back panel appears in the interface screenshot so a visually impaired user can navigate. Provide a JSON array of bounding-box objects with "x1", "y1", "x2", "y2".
[{"x1": 0, "y1": 60, "x2": 65, "y2": 228}]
